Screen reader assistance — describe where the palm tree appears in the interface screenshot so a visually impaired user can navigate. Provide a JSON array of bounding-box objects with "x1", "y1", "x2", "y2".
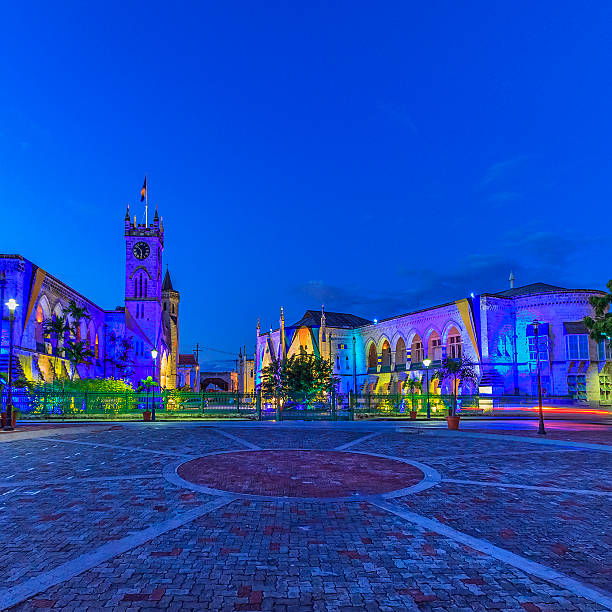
[
  {"x1": 43, "y1": 314, "x2": 68, "y2": 381},
  {"x1": 403, "y1": 377, "x2": 423, "y2": 413},
  {"x1": 64, "y1": 299, "x2": 91, "y2": 340},
  {"x1": 63, "y1": 340, "x2": 95, "y2": 381},
  {"x1": 434, "y1": 357, "x2": 478, "y2": 417}
]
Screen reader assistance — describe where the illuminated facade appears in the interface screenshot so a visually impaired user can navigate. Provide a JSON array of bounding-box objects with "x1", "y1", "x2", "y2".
[
  {"x1": 0, "y1": 205, "x2": 180, "y2": 388},
  {"x1": 256, "y1": 283, "x2": 612, "y2": 405}
]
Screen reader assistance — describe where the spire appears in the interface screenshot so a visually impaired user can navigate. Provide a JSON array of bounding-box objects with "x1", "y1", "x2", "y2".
[
  {"x1": 154, "y1": 205, "x2": 159, "y2": 222},
  {"x1": 256, "y1": 316, "x2": 260, "y2": 336},
  {"x1": 160, "y1": 216, "x2": 164, "y2": 232},
  {"x1": 509, "y1": 271, "x2": 515, "y2": 289},
  {"x1": 280, "y1": 307, "x2": 286, "y2": 360},
  {"x1": 162, "y1": 269, "x2": 174, "y2": 291},
  {"x1": 125, "y1": 203, "x2": 130, "y2": 221},
  {"x1": 133, "y1": 215, "x2": 137, "y2": 229},
  {"x1": 321, "y1": 304, "x2": 326, "y2": 327}
]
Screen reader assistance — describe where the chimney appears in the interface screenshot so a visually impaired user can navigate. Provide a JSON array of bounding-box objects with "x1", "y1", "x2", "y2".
[{"x1": 509, "y1": 271, "x2": 515, "y2": 289}]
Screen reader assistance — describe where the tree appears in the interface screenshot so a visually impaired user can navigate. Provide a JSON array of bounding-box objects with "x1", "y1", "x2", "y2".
[
  {"x1": 403, "y1": 377, "x2": 423, "y2": 413},
  {"x1": 584, "y1": 279, "x2": 612, "y2": 345},
  {"x1": 63, "y1": 340, "x2": 95, "y2": 381},
  {"x1": 261, "y1": 354, "x2": 339, "y2": 408},
  {"x1": 434, "y1": 357, "x2": 478, "y2": 417},
  {"x1": 43, "y1": 313, "x2": 69, "y2": 381},
  {"x1": 64, "y1": 299, "x2": 91, "y2": 340}
]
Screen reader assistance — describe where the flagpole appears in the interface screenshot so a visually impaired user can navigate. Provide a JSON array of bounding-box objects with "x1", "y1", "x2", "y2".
[{"x1": 145, "y1": 174, "x2": 148, "y2": 227}]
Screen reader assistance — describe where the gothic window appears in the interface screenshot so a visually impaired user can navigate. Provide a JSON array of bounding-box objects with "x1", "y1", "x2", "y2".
[
  {"x1": 145, "y1": 279, "x2": 148, "y2": 297},
  {"x1": 95, "y1": 334, "x2": 99, "y2": 359},
  {"x1": 172, "y1": 304, "x2": 175, "y2": 314},
  {"x1": 447, "y1": 328, "x2": 462, "y2": 359},
  {"x1": 134, "y1": 278, "x2": 137, "y2": 297},
  {"x1": 428, "y1": 332, "x2": 442, "y2": 361},
  {"x1": 411, "y1": 335, "x2": 424, "y2": 363},
  {"x1": 139, "y1": 275, "x2": 143, "y2": 298},
  {"x1": 163, "y1": 303, "x2": 167, "y2": 311}
]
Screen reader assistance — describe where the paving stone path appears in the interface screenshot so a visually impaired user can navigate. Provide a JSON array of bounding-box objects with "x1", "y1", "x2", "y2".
[{"x1": 0, "y1": 421, "x2": 610, "y2": 611}]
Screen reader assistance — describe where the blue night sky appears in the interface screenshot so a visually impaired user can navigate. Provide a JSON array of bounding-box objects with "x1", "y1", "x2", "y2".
[{"x1": 1, "y1": 2, "x2": 611, "y2": 369}]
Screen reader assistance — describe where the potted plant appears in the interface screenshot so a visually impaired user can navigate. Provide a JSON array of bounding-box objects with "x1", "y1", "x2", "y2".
[
  {"x1": 403, "y1": 377, "x2": 422, "y2": 420},
  {"x1": 434, "y1": 357, "x2": 478, "y2": 430},
  {"x1": 137, "y1": 376, "x2": 157, "y2": 421}
]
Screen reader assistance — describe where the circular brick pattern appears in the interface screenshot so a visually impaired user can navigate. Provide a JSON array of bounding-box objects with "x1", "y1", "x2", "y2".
[{"x1": 177, "y1": 450, "x2": 424, "y2": 498}]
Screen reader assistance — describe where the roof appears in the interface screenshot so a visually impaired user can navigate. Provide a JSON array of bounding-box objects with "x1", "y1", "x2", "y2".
[
  {"x1": 178, "y1": 354, "x2": 197, "y2": 366},
  {"x1": 289, "y1": 310, "x2": 372, "y2": 329},
  {"x1": 563, "y1": 321, "x2": 589, "y2": 335},
  {"x1": 492, "y1": 283, "x2": 568, "y2": 298},
  {"x1": 162, "y1": 269, "x2": 174, "y2": 291}
]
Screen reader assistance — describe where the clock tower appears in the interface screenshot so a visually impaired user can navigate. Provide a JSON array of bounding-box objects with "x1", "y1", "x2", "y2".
[{"x1": 124, "y1": 204, "x2": 164, "y2": 381}]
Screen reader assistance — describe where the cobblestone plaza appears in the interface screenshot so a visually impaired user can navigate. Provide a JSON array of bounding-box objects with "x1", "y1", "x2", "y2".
[{"x1": 0, "y1": 421, "x2": 611, "y2": 611}]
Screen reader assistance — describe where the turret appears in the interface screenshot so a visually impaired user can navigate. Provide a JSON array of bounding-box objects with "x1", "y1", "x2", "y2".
[{"x1": 319, "y1": 305, "x2": 327, "y2": 359}]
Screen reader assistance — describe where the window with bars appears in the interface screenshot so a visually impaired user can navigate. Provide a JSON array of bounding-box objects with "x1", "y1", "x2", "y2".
[
  {"x1": 566, "y1": 334, "x2": 589, "y2": 360},
  {"x1": 528, "y1": 336, "x2": 549, "y2": 362},
  {"x1": 567, "y1": 374, "x2": 587, "y2": 401}
]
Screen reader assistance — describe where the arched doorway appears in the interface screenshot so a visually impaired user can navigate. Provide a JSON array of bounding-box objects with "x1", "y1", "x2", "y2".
[
  {"x1": 380, "y1": 339, "x2": 391, "y2": 371},
  {"x1": 367, "y1": 343, "x2": 377, "y2": 372},
  {"x1": 410, "y1": 334, "x2": 424, "y2": 364},
  {"x1": 395, "y1": 337, "x2": 406, "y2": 370}
]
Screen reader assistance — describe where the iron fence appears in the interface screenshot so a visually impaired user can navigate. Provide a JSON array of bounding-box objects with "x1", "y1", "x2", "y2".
[{"x1": 0, "y1": 388, "x2": 596, "y2": 421}]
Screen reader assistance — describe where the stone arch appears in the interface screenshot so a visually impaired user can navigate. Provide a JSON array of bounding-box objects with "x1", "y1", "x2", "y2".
[
  {"x1": 376, "y1": 335, "x2": 391, "y2": 352},
  {"x1": 160, "y1": 351, "x2": 169, "y2": 388},
  {"x1": 441, "y1": 319, "x2": 464, "y2": 344},
  {"x1": 129, "y1": 266, "x2": 152, "y2": 279},
  {"x1": 422, "y1": 326, "x2": 441, "y2": 348}
]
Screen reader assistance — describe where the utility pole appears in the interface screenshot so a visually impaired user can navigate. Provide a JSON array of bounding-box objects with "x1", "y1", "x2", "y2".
[{"x1": 193, "y1": 343, "x2": 200, "y2": 392}]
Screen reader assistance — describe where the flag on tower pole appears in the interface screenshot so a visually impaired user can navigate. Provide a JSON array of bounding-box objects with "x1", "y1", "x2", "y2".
[
  {"x1": 141, "y1": 175, "x2": 148, "y2": 226},
  {"x1": 140, "y1": 176, "x2": 147, "y2": 202}
]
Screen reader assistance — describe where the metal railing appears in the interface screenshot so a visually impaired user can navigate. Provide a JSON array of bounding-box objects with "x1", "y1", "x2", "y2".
[{"x1": 0, "y1": 388, "x2": 598, "y2": 421}]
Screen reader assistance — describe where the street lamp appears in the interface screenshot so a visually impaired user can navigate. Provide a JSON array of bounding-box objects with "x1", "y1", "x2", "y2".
[
  {"x1": 532, "y1": 321, "x2": 546, "y2": 435},
  {"x1": 423, "y1": 358, "x2": 432, "y2": 419},
  {"x1": 4, "y1": 299, "x2": 18, "y2": 431},
  {"x1": 151, "y1": 348, "x2": 158, "y2": 422}
]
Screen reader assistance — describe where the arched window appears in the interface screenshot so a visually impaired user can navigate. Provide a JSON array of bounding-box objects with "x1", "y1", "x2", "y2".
[
  {"x1": 134, "y1": 278, "x2": 137, "y2": 297},
  {"x1": 428, "y1": 331, "x2": 442, "y2": 361},
  {"x1": 35, "y1": 304, "x2": 44, "y2": 345},
  {"x1": 163, "y1": 302, "x2": 167, "y2": 311},
  {"x1": 367, "y1": 343, "x2": 377, "y2": 369},
  {"x1": 95, "y1": 334, "x2": 99, "y2": 359},
  {"x1": 411, "y1": 335, "x2": 424, "y2": 363},
  {"x1": 145, "y1": 279, "x2": 148, "y2": 297},
  {"x1": 381, "y1": 340, "x2": 391, "y2": 369},
  {"x1": 395, "y1": 337, "x2": 406, "y2": 367},
  {"x1": 171, "y1": 304, "x2": 175, "y2": 314},
  {"x1": 139, "y1": 275, "x2": 143, "y2": 297},
  {"x1": 447, "y1": 327, "x2": 463, "y2": 359}
]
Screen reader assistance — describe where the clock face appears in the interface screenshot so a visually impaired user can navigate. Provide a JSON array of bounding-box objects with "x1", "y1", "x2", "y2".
[{"x1": 133, "y1": 241, "x2": 150, "y2": 260}]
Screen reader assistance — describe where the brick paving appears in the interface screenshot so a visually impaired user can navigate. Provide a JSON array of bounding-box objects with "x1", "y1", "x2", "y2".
[{"x1": 0, "y1": 422, "x2": 610, "y2": 611}]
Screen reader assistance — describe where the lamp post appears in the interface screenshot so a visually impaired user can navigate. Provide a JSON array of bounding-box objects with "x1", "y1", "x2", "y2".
[
  {"x1": 532, "y1": 321, "x2": 546, "y2": 436},
  {"x1": 423, "y1": 358, "x2": 432, "y2": 419},
  {"x1": 151, "y1": 349, "x2": 158, "y2": 422},
  {"x1": 4, "y1": 299, "x2": 18, "y2": 431}
]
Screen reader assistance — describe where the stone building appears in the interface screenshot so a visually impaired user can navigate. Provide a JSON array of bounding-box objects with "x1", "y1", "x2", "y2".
[
  {"x1": 0, "y1": 204, "x2": 181, "y2": 388},
  {"x1": 256, "y1": 282, "x2": 611, "y2": 405}
]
